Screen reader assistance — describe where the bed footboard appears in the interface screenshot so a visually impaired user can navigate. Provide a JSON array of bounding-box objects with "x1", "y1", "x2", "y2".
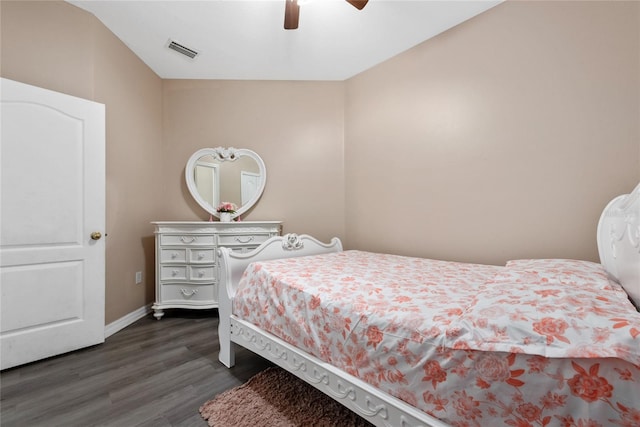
[
  {"x1": 230, "y1": 317, "x2": 448, "y2": 427},
  {"x1": 217, "y1": 233, "x2": 342, "y2": 367}
]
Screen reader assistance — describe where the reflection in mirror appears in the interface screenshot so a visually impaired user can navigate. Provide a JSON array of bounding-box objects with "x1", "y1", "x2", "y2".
[
  {"x1": 185, "y1": 147, "x2": 266, "y2": 220},
  {"x1": 214, "y1": 155, "x2": 260, "y2": 207},
  {"x1": 194, "y1": 159, "x2": 219, "y2": 208}
]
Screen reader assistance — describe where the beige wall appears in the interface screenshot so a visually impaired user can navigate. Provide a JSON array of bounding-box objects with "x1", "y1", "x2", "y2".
[
  {"x1": 345, "y1": 0, "x2": 640, "y2": 265},
  {"x1": 161, "y1": 80, "x2": 345, "y2": 242},
  {"x1": 2, "y1": 1, "x2": 639, "y2": 325},
  {"x1": 1, "y1": 1, "x2": 164, "y2": 324}
]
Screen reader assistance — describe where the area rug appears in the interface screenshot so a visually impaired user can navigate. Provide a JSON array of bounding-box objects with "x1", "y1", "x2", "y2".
[{"x1": 199, "y1": 367, "x2": 374, "y2": 427}]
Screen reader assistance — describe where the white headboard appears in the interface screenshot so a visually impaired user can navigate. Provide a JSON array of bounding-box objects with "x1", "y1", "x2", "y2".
[{"x1": 597, "y1": 182, "x2": 640, "y2": 308}]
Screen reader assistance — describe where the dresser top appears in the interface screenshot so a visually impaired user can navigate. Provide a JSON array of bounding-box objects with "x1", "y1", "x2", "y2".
[
  {"x1": 152, "y1": 221, "x2": 283, "y2": 233},
  {"x1": 152, "y1": 221, "x2": 282, "y2": 225}
]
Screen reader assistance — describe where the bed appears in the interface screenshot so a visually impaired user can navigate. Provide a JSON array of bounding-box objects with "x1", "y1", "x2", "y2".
[{"x1": 217, "y1": 184, "x2": 640, "y2": 427}]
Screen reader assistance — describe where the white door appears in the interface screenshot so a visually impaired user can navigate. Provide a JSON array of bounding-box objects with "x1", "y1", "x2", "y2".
[
  {"x1": 195, "y1": 161, "x2": 220, "y2": 208},
  {"x1": 0, "y1": 78, "x2": 105, "y2": 370},
  {"x1": 241, "y1": 171, "x2": 260, "y2": 206}
]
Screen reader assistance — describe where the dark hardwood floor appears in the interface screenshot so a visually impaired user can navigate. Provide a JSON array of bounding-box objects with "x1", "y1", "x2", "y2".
[{"x1": 0, "y1": 309, "x2": 272, "y2": 427}]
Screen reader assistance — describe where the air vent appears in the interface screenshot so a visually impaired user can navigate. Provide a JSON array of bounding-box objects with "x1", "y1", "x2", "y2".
[{"x1": 166, "y1": 40, "x2": 199, "y2": 59}]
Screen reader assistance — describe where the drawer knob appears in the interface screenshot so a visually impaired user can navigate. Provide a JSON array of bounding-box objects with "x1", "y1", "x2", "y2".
[
  {"x1": 180, "y1": 288, "x2": 198, "y2": 297},
  {"x1": 198, "y1": 269, "x2": 206, "y2": 277},
  {"x1": 235, "y1": 236, "x2": 254, "y2": 244},
  {"x1": 172, "y1": 269, "x2": 179, "y2": 276},
  {"x1": 171, "y1": 252, "x2": 178, "y2": 259},
  {"x1": 180, "y1": 236, "x2": 196, "y2": 243},
  {"x1": 198, "y1": 252, "x2": 205, "y2": 259}
]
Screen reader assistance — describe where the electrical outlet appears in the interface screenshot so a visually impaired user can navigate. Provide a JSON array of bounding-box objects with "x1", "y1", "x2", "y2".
[{"x1": 135, "y1": 271, "x2": 142, "y2": 284}]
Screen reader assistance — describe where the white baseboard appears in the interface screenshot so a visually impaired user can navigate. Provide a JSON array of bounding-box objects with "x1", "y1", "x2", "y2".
[{"x1": 104, "y1": 304, "x2": 152, "y2": 339}]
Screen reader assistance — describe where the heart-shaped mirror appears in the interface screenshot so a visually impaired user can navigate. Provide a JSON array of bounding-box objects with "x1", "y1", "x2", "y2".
[{"x1": 185, "y1": 147, "x2": 266, "y2": 220}]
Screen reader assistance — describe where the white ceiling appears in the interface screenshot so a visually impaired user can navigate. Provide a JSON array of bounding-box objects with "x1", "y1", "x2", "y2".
[{"x1": 68, "y1": 0, "x2": 502, "y2": 81}]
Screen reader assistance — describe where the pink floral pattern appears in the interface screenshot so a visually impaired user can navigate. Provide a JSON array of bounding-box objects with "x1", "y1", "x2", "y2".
[{"x1": 233, "y1": 251, "x2": 640, "y2": 426}]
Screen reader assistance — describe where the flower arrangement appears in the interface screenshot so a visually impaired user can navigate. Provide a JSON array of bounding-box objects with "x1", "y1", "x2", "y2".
[{"x1": 216, "y1": 202, "x2": 237, "y2": 214}]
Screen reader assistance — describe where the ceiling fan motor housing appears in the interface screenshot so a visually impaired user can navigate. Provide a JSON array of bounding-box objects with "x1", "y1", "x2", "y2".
[{"x1": 284, "y1": 0, "x2": 368, "y2": 30}]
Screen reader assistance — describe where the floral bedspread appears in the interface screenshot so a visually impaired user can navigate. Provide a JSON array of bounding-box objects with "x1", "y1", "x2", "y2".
[{"x1": 233, "y1": 250, "x2": 640, "y2": 426}]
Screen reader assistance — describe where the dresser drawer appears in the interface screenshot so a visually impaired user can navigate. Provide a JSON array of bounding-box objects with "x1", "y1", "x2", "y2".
[
  {"x1": 189, "y1": 265, "x2": 216, "y2": 281},
  {"x1": 160, "y1": 265, "x2": 188, "y2": 281},
  {"x1": 189, "y1": 248, "x2": 216, "y2": 263},
  {"x1": 217, "y1": 233, "x2": 271, "y2": 247},
  {"x1": 160, "y1": 234, "x2": 215, "y2": 246},
  {"x1": 228, "y1": 245, "x2": 259, "y2": 254},
  {"x1": 160, "y1": 283, "x2": 216, "y2": 303},
  {"x1": 160, "y1": 248, "x2": 187, "y2": 263}
]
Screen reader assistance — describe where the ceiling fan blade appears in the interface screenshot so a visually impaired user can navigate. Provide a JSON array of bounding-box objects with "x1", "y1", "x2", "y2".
[
  {"x1": 346, "y1": 0, "x2": 368, "y2": 10},
  {"x1": 284, "y1": 0, "x2": 300, "y2": 30}
]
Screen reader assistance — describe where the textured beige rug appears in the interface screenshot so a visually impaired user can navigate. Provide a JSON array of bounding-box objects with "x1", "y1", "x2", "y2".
[{"x1": 200, "y1": 367, "x2": 374, "y2": 427}]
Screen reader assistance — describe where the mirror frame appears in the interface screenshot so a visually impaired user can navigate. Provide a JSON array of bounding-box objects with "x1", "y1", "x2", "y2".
[{"x1": 185, "y1": 147, "x2": 266, "y2": 220}]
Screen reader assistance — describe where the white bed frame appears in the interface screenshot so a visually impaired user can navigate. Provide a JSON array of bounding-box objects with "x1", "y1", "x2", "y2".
[{"x1": 217, "y1": 184, "x2": 640, "y2": 427}]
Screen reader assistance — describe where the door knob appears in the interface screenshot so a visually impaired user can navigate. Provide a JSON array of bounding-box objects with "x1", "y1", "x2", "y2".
[{"x1": 91, "y1": 231, "x2": 102, "y2": 240}]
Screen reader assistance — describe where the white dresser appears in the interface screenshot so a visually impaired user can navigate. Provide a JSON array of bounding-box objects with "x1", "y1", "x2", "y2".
[{"x1": 151, "y1": 221, "x2": 282, "y2": 319}]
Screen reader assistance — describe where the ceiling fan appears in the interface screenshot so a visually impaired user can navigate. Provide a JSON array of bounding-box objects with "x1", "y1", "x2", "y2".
[{"x1": 284, "y1": 0, "x2": 369, "y2": 30}]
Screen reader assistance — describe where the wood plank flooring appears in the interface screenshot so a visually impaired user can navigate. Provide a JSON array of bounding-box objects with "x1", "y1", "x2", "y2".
[{"x1": 0, "y1": 309, "x2": 272, "y2": 427}]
